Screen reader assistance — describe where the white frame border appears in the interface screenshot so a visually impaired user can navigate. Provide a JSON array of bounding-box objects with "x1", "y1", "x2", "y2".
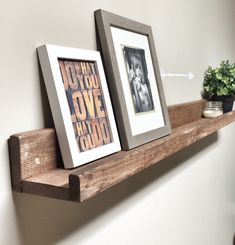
[
  {"x1": 37, "y1": 44, "x2": 121, "y2": 169},
  {"x1": 111, "y1": 27, "x2": 165, "y2": 136}
]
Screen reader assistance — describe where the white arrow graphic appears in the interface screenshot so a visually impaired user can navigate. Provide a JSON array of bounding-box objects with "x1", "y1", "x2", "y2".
[{"x1": 161, "y1": 68, "x2": 194, "y2": 80}]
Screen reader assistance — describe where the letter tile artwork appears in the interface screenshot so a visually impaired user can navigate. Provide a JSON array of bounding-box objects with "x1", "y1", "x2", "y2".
[{"x1": 59, "y1": 59, "x2": 113, "y2": 152}]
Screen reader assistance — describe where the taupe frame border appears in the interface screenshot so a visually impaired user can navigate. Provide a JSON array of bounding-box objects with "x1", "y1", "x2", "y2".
[{"x1": 95, "y1": 9, "x2": 171, "y2": 150}]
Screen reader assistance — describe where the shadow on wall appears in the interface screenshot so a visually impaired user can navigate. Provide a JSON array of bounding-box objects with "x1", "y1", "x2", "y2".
[
  {"x1": 37, "y1": 56, "x2": 54, "y2": 129},
  {"x1": 12, "y1": 133, "x2": 218, "y2": 245}
]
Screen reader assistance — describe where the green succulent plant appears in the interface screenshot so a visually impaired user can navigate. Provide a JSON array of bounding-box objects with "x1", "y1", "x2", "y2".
[{"x1": 203, "y1": 60, "x2": 235, "y2": 97}]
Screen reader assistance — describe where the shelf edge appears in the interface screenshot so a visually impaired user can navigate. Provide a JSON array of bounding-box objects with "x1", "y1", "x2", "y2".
[{"x1": 70, "y1": 111, "x2": 235, "y2": 202}]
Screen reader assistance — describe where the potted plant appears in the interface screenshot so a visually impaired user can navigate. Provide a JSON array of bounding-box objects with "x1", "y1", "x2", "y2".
[{"x1": 203, "y1": 60, "x2": 235, "y2": 113}]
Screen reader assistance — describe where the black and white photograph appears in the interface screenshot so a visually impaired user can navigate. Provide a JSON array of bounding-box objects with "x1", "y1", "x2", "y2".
[{"x1": 123, "y1": 47, "x2": 154, "y2": 113}]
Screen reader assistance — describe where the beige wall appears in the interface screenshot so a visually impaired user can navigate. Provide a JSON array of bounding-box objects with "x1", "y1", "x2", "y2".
[{"x1": 1, "y1": 0, "x2": 235, "y2": 244}]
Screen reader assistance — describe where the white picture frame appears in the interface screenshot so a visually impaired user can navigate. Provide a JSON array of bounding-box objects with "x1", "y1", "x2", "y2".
[{"x1": 37, "y1": 44, "x2": 121, "y2": 169}]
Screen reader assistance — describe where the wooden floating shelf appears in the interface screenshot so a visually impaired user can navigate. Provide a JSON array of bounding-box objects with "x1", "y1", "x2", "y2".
[{"x1": 9, "y1": 100, "x2": 235, "y2": 202}]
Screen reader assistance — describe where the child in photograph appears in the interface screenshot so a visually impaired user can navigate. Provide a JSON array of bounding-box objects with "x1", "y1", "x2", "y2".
[{"x1": 128, "y1": 55, "x2": 154, "y2": 113}]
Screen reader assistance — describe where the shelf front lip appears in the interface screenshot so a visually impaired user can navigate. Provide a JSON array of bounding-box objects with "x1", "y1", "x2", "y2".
[
  {"x1": 70, "y1": 116, "x2": 230, "y2": 202},
  {"x1": 21, "y1": 111, "x2": 235, "y2": 202}
]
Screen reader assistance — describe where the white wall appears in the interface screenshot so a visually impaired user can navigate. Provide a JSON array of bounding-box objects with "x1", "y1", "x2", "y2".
[{"x1": 1, "y1": 0, "x2": 235, "y2": 244}]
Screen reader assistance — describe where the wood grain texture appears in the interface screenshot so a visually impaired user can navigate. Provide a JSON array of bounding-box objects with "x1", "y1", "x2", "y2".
[
  {"x1": 22, "y1": 181, "x2": 70, "y2": 201},
  {"x1": 9, "y1": 128, "x2": 58, "y2": 189},
  {"x1": 168, "y1": 100, "x2": 205, "y2": 128},
  {"x1": 70, "y1": 111, "x2": 235, "y2": 201},
  {"x1": 8, "y1": 100, "x2": 235, "y2": 202}
]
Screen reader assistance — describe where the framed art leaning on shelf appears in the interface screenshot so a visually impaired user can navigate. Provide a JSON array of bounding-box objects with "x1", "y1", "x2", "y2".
[
  {"x1": 95, "y1": 9, "x2": 171, "y2": 150},
  {"x1": 37, "y1": 45, "x2": 121, "y2": 169}
]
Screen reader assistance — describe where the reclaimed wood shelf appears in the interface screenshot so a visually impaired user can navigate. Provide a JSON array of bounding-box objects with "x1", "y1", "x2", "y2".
[{"x1": 9, "y1": 100, "x2": 235, "y2": 202}]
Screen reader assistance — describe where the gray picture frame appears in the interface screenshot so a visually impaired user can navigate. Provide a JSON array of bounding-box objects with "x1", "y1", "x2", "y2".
[{"x1": 95, "y1": 9, "x2": 171, "y2": 150}]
